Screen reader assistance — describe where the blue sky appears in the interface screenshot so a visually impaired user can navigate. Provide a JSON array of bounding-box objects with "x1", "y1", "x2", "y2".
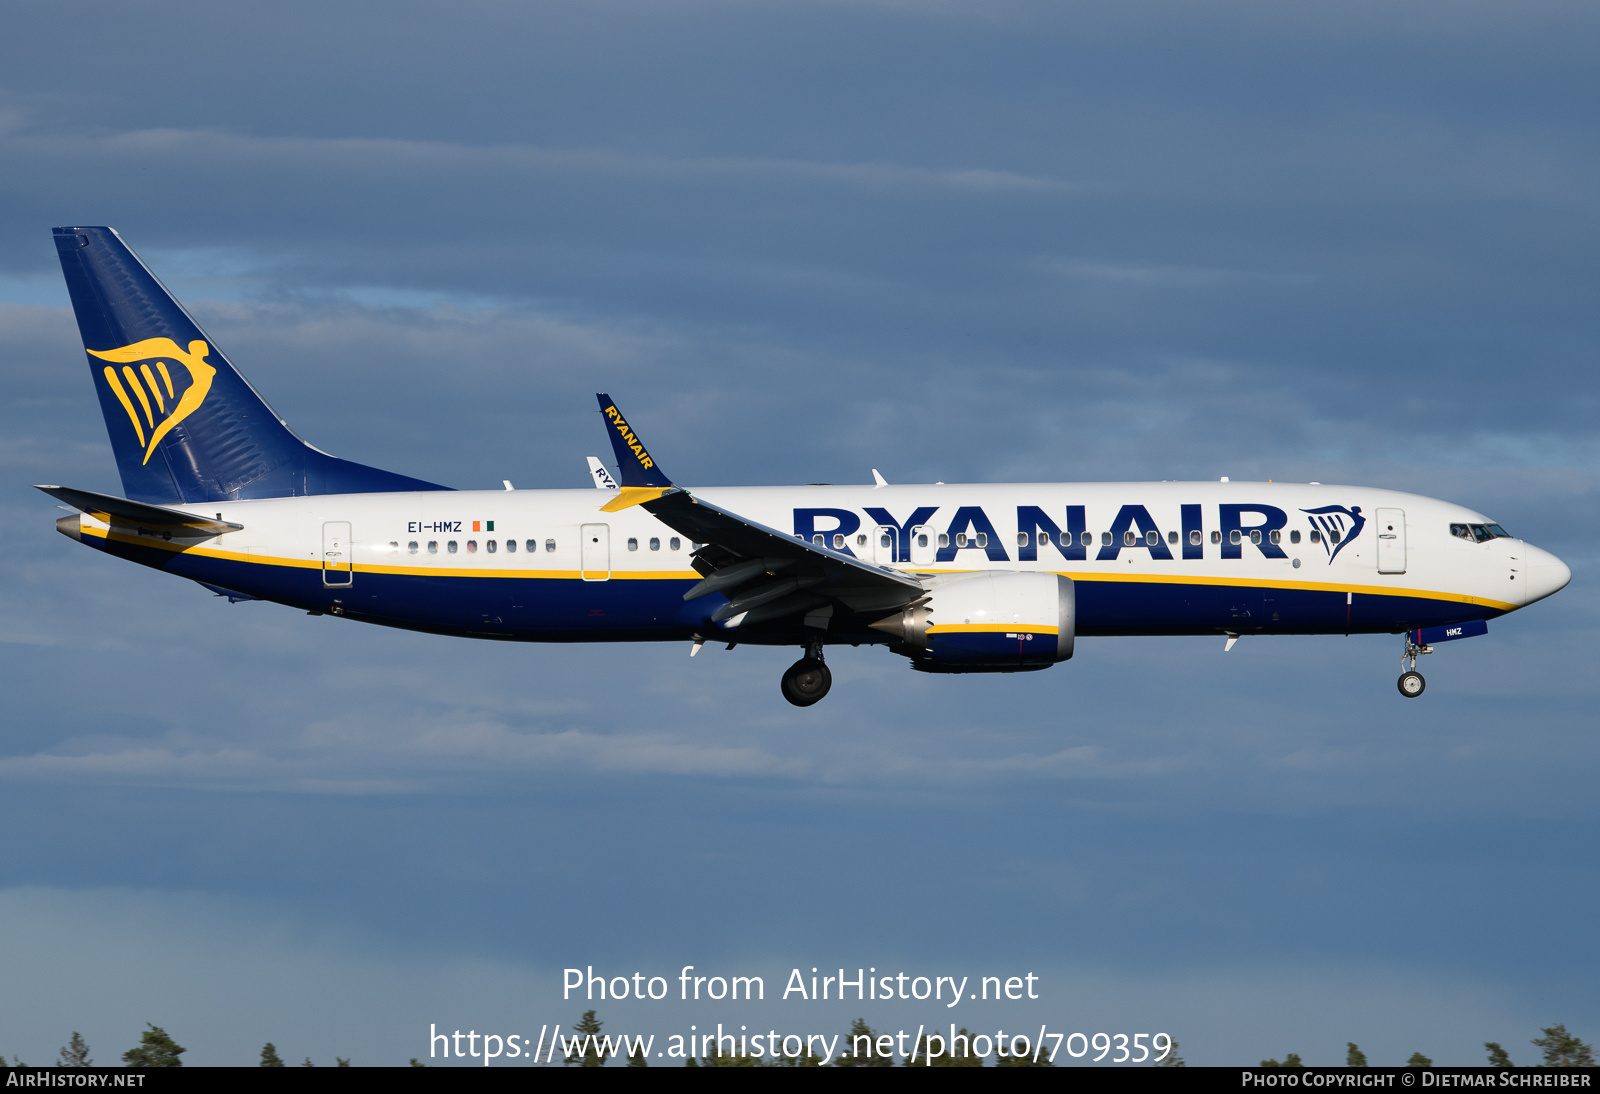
[{"x1": 2, "y1": 0, "x2": 1597, "y2": 1067}]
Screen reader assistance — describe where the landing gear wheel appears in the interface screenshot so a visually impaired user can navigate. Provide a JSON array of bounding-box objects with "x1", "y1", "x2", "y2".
[
  {"x1": 781, "y1": 658, "x2": 832, "y2": 707},
  {"x1": 1398, "y1": 671, "x2": 1425, "y2": 698}
]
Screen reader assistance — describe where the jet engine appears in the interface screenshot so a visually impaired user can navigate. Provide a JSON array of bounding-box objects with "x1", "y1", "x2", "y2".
[{"x1": 870, "y1": 571, "x2": 1074, "y2": 673}]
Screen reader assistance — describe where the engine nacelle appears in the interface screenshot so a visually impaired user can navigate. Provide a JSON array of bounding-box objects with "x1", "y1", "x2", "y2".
[{"x1": 871, "y1": 571, "x2": 1074, "y2": 673}]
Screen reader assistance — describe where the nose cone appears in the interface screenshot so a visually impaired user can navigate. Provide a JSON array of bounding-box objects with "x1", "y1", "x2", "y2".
[{"x1": 1522, "y1": 544, "x2": 1572, "y2": 606}]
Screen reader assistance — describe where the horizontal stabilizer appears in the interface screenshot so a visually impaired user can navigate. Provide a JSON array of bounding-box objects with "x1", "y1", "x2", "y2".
[{"x1": 36, "y1": 484, "x2": 242, "y2": 538}]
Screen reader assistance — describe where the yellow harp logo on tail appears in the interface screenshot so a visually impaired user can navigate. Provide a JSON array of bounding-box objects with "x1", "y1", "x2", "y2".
[{"x1": 88, "y1": 339, "x2": 217, "y2": 465}]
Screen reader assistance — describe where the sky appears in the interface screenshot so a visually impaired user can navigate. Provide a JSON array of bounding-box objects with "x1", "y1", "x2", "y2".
[{"x1": 2, "y1": 0, "x2": 1598, "y2": 1068}]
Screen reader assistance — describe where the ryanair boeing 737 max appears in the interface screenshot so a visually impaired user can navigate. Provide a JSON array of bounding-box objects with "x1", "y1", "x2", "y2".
[{"x1": 38, "y1": 227, "x2": 1571, "y2": 705}]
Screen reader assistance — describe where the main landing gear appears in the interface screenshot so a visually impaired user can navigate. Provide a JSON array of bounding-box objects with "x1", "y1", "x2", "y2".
[
  {"x1": 781, "y1": 638, "x2": 832, "y2": 707},
  {"x1": 1398, "y1": 631, "x2": 1431, "y2": 698}
]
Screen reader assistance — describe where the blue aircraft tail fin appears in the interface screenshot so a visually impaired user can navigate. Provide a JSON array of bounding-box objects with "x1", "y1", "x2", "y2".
[{"x1": 52, "y1": 226, "x2": 449, "y2": 504}]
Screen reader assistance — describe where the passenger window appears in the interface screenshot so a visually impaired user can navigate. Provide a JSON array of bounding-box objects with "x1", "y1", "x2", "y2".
[
  {"x1": 545, "y1": 539, "x2": 556, "y2": 552},
  {"x1": 1124, "y1": 531, "x2": 1136, "y2": 546},
  {"x1": 833, "y1": 534, "x2": 845, "y2": 548},
  {"x1": 1058, "y1": 532, "x2": 1070, "y2": 546},
  {"x1": 408, "y1": 541, "x2": 419, "y2": 554},
  {"x1": 506, "y1": 539, "x2": 516, "y2": 553},
  {"x1": 1168, "y1": 530, "x2": 1178, "y2": 545},
  {"x1": 1268, "y1": 530, "x2": 1280, "y2": 545},
  {"x1": 670, "y1": 537, "x2": 681, "y2": 550},
  {"x1": 1249, "y1": 530, "x2": 1261, "y2": 545},
  {"x1": 1038, "y1": 532, "x2": 1048, "y2": 546},
  {"x1": 487, "y1": 539, "x2": 497, "y2": 553},
  {"x1": 938, "y1": 533, "x2": 949, "y2": 548},
  {"x1": 1081, "y1": 531, "x2": 1092, "y2": 547},
  {"x1": 1017, "y1": 532, "x2": 1029, "y2": 548},
  {"x1": 427, "y1": 541, "x2": 438, "y2": 554},
  {"x1": 813, "y1": 534, "x2": 825, "y2": 546},
  {"x1": 1211, "y1": 531, "x2": 1221, "y2": 545},
  {"x1": 856, "y1": 534, "x2": 867, "y2": 547},
  {"x1": 1289, "y1": 530, "x2": 1300, "y2": 544},
  {"x1": 1146, "y1": 530, "x2": 1158, "y2": 546},
  {"x1": 881, "y1": 534, "x2": 893, "y2": 548},
  {"x1": 388, "y1": 540, "x2": 399, "y2": 551},
  {"x1": 1229, "y1": 530, "x2": 1241, "y2": 545},
  {"x1": 1101, "y1": 532, "x2": 1112, "y2": 546},
  {"x1": 976, "y1": 532, "x2": 988, "y2": 547},
  {"x1": 1310, "y1": 529, "x2": 1321, "y2": 544},
  {"x1": 956, "y1": 533, "x2": 968, "y2": 548},
  {"x1": 464, "y1": 540, "x2": 474, "y2": 553},
  {"x1": 649, "y1": 537, "x2": 660, "y2": 551},
  {"x1": 627, "y1": 537, "x2": 638, "y2": 551},
  {"x1": 1189, "y1": 530, "x2": 1201, "y2": 546},
  {"x1": 917, "y1": 534, "x2": 929, "y2": 548},
  {"x1": 1329, "y1": 530, "x2": 1341, "y2": 544}
]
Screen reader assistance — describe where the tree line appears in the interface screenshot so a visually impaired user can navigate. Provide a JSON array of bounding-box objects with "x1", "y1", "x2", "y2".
[
  {"x1": 2, "y1": 1028, "x2": 352, "y2": 1068},
  {"x1": 1260, "y1": 1027, "x2": 1594, "y2": 1069}
]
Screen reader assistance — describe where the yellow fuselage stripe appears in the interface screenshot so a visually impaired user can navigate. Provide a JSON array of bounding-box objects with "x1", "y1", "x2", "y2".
[
  {"x1": 928, "y1": 624, "x2": 1058, "y2": 634},
  {"x1": 77, "y1": 525, "x2": 1518, "y2": 610}
]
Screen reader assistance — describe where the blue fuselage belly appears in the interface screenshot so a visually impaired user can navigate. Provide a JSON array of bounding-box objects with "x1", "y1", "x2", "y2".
[{"x1": 101, "y1": 536, "x2": 1497, "y2": 643}]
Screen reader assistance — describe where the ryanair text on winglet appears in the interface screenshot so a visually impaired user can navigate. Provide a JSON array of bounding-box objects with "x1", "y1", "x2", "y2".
[{"x1": 603, "y1": 404, "x2": 655, "y2": 471}]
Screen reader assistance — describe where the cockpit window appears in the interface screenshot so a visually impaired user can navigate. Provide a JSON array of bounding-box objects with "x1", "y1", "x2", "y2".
[{"x1": 1452, "y1": 522, "x2": 1513, "y2": 543}]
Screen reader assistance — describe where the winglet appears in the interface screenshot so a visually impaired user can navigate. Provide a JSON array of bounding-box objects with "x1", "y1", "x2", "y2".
[
  {"x1": 595, "y1": 394, "x2": 673, "y2": 489},
  {"x1": 586, "y1": 456, "x2": 619, "y2": 490}
]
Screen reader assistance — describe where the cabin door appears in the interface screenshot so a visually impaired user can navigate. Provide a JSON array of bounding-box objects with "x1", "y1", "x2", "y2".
[
  {"x1": 1376, "y1": 508, "x2": 1406, "y2": 574},
  {"x1": 322, "y1": 522, "x2": 353, "y2": 587},
  {"x1": 581, "y1": 523, "x2": 610, "y2": 581}
]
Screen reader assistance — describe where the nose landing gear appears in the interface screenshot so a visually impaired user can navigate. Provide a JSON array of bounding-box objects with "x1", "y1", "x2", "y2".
[
  {"x1": 781, "y1": 638, "x2": 832, "y2": 707},
  {"x1": 1397, "y1": 631, "x2": 1432, "y2": 698}
]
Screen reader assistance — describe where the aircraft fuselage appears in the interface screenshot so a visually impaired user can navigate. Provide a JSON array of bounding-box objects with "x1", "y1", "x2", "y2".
[{"x1": 60, "y1": 480, "x2": 1566, "y2": 645}]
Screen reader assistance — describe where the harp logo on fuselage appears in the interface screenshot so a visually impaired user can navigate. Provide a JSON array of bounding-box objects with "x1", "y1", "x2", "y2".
[{"x1": 88, "y1": 338, "x2": 217, "y2": 465}]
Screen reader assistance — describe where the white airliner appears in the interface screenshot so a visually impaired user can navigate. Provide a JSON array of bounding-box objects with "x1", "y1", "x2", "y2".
[{"x1": 40, "y1": 226, "x2": 1571, "y2": 705}]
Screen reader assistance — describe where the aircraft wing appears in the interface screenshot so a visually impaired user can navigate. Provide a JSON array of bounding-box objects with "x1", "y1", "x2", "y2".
[
  {"x1": 594, "y1": 394, "x2": 922, "y2": 629},
  {"x1": 36, "y1": 484, "x2": 243, "y2": 538}
]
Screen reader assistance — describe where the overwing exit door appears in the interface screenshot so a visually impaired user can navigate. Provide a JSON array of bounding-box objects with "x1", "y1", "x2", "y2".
[{"x1": 872, "y1": 525, "x2": 896, "y2": 565}]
